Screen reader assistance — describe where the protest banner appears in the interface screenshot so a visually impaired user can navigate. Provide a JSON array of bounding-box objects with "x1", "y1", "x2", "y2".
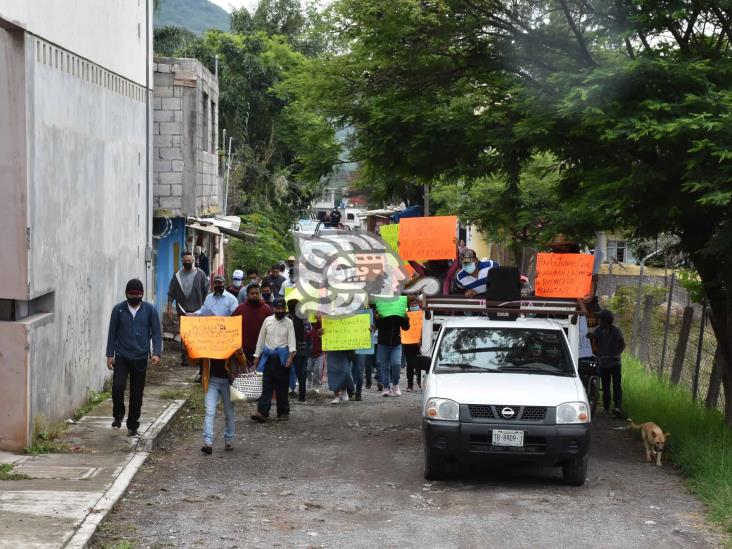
[
  {"x1": 398, "y1": 216, "x2": 458, "y2": 260},
  {"x1": 379, "y1": 224, "x2": 399, "y2": 253},
  {"x1": 401, "y1": 310, "x2": 423, "y2": 344},
  {"x1": 322, "y1": 313, "x2": 372, "y2": 351},
  {"x1": 374, "y1": 296, "x2": 407, "y2": 318},
  {"x1": 179, "y1": 316, "x2": 242, "y2": 359},
  {"x1": 355, "y1": 309, "x2": 376, "y2": 355},
  {"x1": 534, "y1": 253, "x2": 594, "y2": 298}
]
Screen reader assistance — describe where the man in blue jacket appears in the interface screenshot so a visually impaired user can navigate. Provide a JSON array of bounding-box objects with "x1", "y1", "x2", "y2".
[{"x1": 106, "y1": 279, "x2": 162, "y2": 436}]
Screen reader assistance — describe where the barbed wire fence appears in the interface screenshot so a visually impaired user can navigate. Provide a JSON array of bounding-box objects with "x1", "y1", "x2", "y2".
[{"x1": 597, "y1": 269, "x2": 725, "y2": 411}]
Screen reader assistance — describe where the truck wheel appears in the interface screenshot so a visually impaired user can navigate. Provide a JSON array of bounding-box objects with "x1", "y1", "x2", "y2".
[
  {"x1": 424, "y1": 448, "x2": 446, "y2": 480},
  {"x1": 562, "y1": 455, "x2": 588, "y2": 486}
]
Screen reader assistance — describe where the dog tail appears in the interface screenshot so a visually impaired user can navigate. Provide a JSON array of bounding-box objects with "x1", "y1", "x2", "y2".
[{"x1": 627, "y1": 418, "x2": 642, "y2": 430}]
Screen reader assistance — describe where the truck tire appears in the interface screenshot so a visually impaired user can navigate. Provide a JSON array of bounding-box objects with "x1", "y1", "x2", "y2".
[
  {"x1": 562, "y1": 455, "x2": 588, "y2": 486},
  {"x1": 424, "y1": 448, "x2": 446, "y2": 480}
]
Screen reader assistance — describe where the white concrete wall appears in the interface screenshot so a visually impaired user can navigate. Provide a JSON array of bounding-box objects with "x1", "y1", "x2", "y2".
[
  {"x1": 25, "y1": 34, "x2": 149, "y2": 426},
  {"x1": 0, "y1": 0, "x2": 151, "y2": 85}
]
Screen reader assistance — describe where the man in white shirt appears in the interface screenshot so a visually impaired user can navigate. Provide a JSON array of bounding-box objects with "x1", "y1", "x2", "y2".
[{"x1": 251, "y1": 299, "x2": 296, "y2": 422}]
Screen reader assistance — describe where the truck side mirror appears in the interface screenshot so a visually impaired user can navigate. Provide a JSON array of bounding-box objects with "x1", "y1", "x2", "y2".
[{"x1": 416, "y1": 354, "x2": 432, "y2": 373}]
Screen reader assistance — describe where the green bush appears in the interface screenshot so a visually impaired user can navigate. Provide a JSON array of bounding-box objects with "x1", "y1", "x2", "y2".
[{"x1": 623, "y1": 356, "x2": 732, "y2": 537}]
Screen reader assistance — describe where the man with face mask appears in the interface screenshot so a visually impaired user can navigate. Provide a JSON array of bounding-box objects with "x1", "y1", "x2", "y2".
[
  {"x1": 167, "y1": 250, "x2": 209, "y2": 366},
  {"x1": 260, "y1": 281, "x2": 275, "y2": 304},
  {"x1": 105, "y1": 279, "x2": 162, "y2": 437},
  {"x1": 232, "y1": 283, "x2": 273, "y2": 365},
  {"x1": 251, "y1": 299, "x2": 296, "y2": 422},
  {"x1": 227, "y1": 269, "x2": 245, "y2": 298},
  {"x1": 191, "y1": 275, "x2": 239, "y2": 317},
  {"x1": 455, "y1": 248, "x2": 499, "y2": 298}
]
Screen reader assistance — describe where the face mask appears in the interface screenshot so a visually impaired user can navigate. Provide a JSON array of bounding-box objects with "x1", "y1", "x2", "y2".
[
  {"x1": 274, "y1": 311, "x2": 286, "y2": 320},
  {"x1": 127, "y1": 296, "x2": 143, "y2": 306},
  {"x1": 409, "y1": 305, "x2": 420, "y2": 312},
  {"x1": 183, "y1": 262, "x2": 193, "y2": 270},
  {"x1": 214, "y1": 286, "x2": 225, "y2": 295},
  {"x1": 463, "y1": 262, "x2": 476, "y2": 274},
  {"x1": 262, "y1": 292, "x2": 272, "y2": 302},
  {"x1": 233, "y1": 280, "x2": 243, "y2": 288}
]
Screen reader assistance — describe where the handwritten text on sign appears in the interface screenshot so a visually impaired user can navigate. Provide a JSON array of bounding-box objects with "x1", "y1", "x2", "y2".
[
  {"x1": 398, "y1": 216, "x2": 457, "y2": 261},
  {"x1": 401, "y1": 310, "x2": 423, "y2": 344},
  {"x1": 179, "y1": 316, "x2": 242, "y2": 359},
  {"x1": 535, "y1": 253, "x2": 594, "y2": 298},
  {"x1": 322, "y1": 313, "x2": 372, "y2": 351},
  {"x1": 379, "y1": 224, "x2": 399, "y2": 253}
]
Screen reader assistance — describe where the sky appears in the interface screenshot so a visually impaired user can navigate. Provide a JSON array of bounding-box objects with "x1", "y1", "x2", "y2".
[{"x1": 209, "y1": 0, "x2": 258, "y2": 13}]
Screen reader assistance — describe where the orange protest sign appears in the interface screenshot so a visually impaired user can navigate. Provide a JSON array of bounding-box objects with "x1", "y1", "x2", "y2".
[
  {"x1": 398, "y1": 216, "x2": 457, "y2": 260},
  {"x1": 179, "y1": 316, "x2": 242, "y2": 359},
  {"x1": 401, "y1": 310, "x2": 423, "y2": 345},
  {"x1": 535, "y1": 253, "x2": 594, "y2": 298}
]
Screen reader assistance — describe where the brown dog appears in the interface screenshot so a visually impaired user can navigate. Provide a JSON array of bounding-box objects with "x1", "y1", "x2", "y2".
[{"x1": 628, "y1": 419, "x2": 670, "y2": 466}]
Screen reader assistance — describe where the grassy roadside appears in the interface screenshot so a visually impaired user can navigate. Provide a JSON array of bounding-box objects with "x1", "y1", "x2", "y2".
[{"x1": 622, "y1": 356, "x2": 732, "y2": 540}]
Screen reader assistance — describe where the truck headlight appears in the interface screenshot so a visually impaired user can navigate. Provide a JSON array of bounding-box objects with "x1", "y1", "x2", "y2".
[
  {"x1": 556, "y1": 402, "x2": 590, "y2": 424},
  {"x1": 425, "y1": 398, "x2": 459, "y2": 421}
]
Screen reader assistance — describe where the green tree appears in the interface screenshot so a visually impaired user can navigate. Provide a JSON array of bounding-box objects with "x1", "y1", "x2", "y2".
[
  {"x1": 303, "y1": 0, "x2": 732, "y2": 423},
  {"x1": 153, "y1": 25, "x2": 198, "y2": 56}
]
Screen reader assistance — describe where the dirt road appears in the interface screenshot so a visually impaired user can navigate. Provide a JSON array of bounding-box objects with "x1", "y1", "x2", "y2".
[{"x1": 93, "y1": 388, "x2": 722, "y2": 548}]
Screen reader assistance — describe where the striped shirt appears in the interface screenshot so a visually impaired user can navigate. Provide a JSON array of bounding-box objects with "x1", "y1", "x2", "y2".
[{"x1": 455, "y1": 260, "x2": 499, "y2": 295}]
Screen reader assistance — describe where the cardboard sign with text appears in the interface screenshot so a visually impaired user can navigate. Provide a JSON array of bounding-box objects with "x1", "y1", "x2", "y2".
[
  {"x1": 535, "y1": 253, "x2": 594, "y2": 298},
  {"x1": 375, "y1": 296, "x2": 407, "y2": 318},
  {"x1": 401, "y1": 310, "x2": 423, "y2": 345},
  {"x1": 322, "y1": 313, "x2": 372, "y2": 351},
  {"x1": 398, "y1": 216, "x2": 457, "y2": 261},
  {"x1": 379, "y1": 224, "x2": 399, "y2": 253},
  {"x1": 179, "y1": 316, "x2": 242, "y2": 359}
]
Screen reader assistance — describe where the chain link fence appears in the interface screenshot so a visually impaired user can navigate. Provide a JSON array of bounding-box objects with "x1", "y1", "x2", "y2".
[{"x1": 597, "y1": 271, "x2": 725, "y2": 411}]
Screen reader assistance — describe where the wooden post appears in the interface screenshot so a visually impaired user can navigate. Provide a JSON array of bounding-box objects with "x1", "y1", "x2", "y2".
[
  {"x1": 639, "y1": 294, "x2": 654, "y2": 369},
  {"x1": 692, "y1": 306, "x2": 707, "y2": 401},
  {"x1": 705, "y1": 344, "x2": 723, "y2": 409},
  {"x1": 659, "y1": 273, "x2": 675, "y2": 379},
  {"x1": 670, "y1": 306, "x2": 694, "y2": 385}
]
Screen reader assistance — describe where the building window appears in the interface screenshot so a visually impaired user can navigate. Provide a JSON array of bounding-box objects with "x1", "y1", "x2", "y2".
[{"x1": 607, "y1": 240, "x2": 627, "y2": 263}]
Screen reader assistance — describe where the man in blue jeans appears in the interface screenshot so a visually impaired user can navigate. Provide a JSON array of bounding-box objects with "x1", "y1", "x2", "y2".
[
  {"x1": 376, "y1": 307, "x2": 410, "y2": 397},
  {"x1": 106, "y1": 279, "x2": 162, "y2": 437}
]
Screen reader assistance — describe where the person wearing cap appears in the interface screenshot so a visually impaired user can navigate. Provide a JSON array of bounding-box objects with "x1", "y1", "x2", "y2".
[
  {"x1": 105, "y1": 279, "x2": 162, "y2": 437},
  {"x1": 227, "y1": 269, "x2": 245, "y2": 298},
  {"x1": 589, "y1": 309, "x2": 626, "y2": 417},
  {"x1": 191, "y1": 275, "x2": 239, "y2": 317},
  {"x1": 454, "y1": 248, "x2": 499, "y2": 298},
  {"x1": 251, "y1": 298, "x2": 296, "y2": 422},
  {"x1": 279, "y1": 261, "x2": 298, "y2": 298},
  {"x1": 167, "y1": 250, "x2": 209, "y2": 366},
  {"x1": 547, "y1": 233, "x2": 581, "y2": 254}
]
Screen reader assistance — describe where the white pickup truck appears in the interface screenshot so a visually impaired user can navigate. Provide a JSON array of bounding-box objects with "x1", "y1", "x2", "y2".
[{"x1": 419, "y1": 297, "x2": 591, "y2": 485}]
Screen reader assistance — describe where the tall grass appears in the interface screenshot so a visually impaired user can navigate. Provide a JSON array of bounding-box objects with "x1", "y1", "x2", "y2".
[{"x1": 622, "y1": 356, "x2": 732, "y2": 537}]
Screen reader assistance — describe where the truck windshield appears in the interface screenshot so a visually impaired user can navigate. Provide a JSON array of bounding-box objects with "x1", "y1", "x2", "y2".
[{"x1": 435, "y1": 327, "x2": 575, "y2": 376}]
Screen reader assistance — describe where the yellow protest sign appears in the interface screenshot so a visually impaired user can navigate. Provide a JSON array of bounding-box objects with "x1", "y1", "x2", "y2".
[
  {"x1": 535, "y1": 253, "x2": 594, "y2": 298},
  {"x1": 401, "y1": 310, "x2": 423, "y2": 344},
  {"x1": 322, "y1": 313, "x2": 372, "y2": 351},
  {"x1": 179, "y1": 316, "x2": 242, "y2": 359},
  {"x1": 379, "y1": 224, "x2": 399, "y2": 253}
]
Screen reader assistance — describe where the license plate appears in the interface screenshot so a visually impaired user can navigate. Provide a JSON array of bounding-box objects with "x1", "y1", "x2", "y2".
[{"x1": 492, "y1": 429, "x2": 524, "y2": 447}]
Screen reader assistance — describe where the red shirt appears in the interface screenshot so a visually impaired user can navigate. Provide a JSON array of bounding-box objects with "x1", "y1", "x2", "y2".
[{"x1": 231, "y1": 300, "x2": 272, "y2": 355}]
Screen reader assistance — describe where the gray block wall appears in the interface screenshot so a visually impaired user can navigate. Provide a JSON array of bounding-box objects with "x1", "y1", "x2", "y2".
[{"x1": 153, "y1": 57, "x2": 221, "y2": 217}]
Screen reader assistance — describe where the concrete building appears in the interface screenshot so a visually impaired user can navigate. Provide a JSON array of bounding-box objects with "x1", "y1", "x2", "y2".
[
  {"x1": 152, "y1": 57, "x2": 225, "y2": 316},
  {"x1": 0, "y1": 2, "x2": 153, "y2": 450}
]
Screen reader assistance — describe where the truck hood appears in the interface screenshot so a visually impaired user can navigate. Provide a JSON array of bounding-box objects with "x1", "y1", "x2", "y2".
[{"x1": 431, "y1": 372, "x2": 581, "y2": 406}]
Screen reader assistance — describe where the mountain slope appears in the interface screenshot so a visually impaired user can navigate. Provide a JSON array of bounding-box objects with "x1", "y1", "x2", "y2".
[{"x1": 155, "y1": 0, "x2": 231, "y2": 35}]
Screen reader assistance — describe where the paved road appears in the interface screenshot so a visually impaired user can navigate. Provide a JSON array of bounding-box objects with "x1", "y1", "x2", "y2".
[{"x1": 93, "y1": 388, "x2": 722, "y2": 548}]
